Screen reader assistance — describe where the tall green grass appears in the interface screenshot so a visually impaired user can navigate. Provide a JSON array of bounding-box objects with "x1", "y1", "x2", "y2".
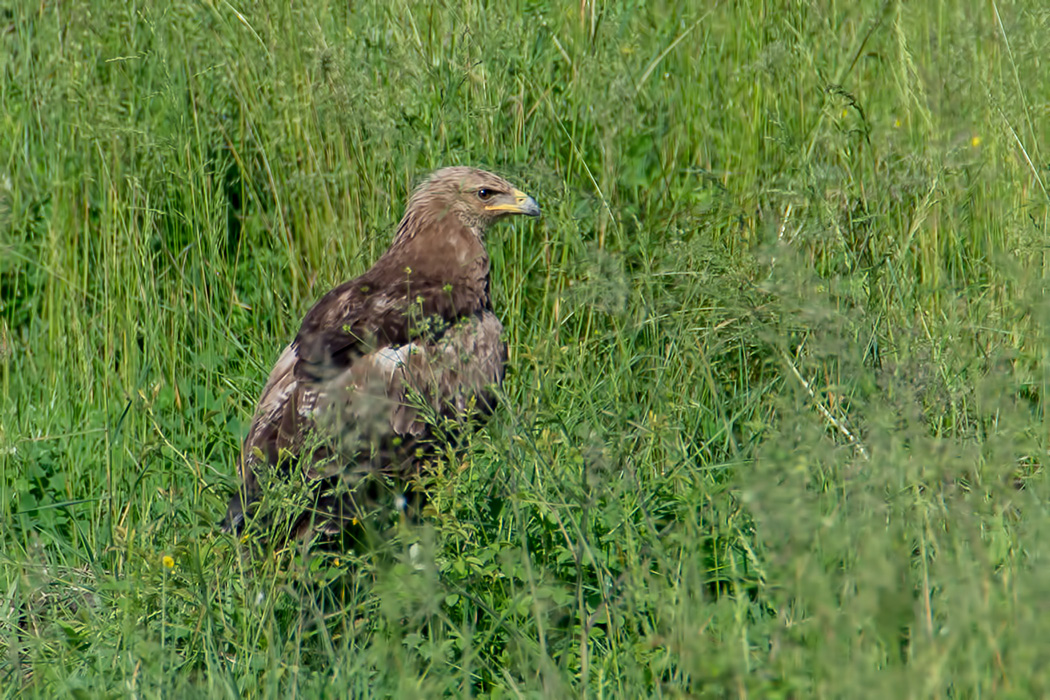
[{"x1": 1, "y1": 0, "x2": 1048, "y2": 696}]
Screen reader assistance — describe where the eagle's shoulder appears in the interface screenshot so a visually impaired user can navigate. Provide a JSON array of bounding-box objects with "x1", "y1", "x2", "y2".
[{"x1": 292, "y1": 257, "x2": 491, "y2": 381}]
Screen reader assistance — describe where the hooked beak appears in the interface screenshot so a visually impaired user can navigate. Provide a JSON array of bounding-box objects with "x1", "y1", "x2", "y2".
[{"x1": 485, "y1": 188, "x2": 541, "y2": 217}]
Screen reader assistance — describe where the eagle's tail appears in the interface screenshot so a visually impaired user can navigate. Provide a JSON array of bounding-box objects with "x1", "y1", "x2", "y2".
[{"x1": 220, "y1": 491, "x2": 251, "y2": 534}]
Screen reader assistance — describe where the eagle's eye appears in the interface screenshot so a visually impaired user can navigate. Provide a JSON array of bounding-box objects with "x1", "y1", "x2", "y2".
[{"x1": 476, "y1": 188, "x2": 496, "y2": 201}]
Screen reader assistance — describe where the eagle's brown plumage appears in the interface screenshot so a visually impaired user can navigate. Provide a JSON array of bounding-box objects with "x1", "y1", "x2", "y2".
[{"x1": 223, "y1": 167, "x2": 540, "y2": 537}]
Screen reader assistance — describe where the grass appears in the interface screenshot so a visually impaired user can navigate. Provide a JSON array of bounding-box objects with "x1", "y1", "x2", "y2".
[{"x1": 1, "y1": 0, "x2": 1048, "y2": 696}]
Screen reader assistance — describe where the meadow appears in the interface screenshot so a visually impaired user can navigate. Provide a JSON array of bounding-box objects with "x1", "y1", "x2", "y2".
[{"x1": 2, "y1": 0, "x2": 1049, "y2": 696}]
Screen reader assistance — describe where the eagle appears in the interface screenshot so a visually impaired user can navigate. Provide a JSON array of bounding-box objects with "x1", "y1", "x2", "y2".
[{"x1": 222, "y1": 166, "x2": 541, "y2": 538}]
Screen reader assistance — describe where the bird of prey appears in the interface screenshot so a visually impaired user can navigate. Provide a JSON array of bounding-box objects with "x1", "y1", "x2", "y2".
[{"x1": 222, "y1": 166, "x2": 540, "y2": 539}]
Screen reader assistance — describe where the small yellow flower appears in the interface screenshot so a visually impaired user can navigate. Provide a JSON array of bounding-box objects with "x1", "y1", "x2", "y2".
[
  {"x1": 841, "y1": 108, "x2": 849, "y2": 118},
  {"x1": 971, "y1": 135, "x2": 982, "y2": 147},
  {"x1": 351, "y1": 517, "x2": 359, "y2": 526},
  {"x1": 893, "y1": 119, "x2": 901, "y2": 128},
  {"x1": 333, "y1": 558, "x2": 342, "y2": 567},
  {"x1": 162, "y1": 555, "x2": 175, "y2": 569}
]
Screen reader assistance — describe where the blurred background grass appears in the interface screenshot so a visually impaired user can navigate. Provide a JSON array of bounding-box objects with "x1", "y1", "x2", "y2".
[{"x1": 1, "y1": 0, "x2": 1048, "y2": 696}]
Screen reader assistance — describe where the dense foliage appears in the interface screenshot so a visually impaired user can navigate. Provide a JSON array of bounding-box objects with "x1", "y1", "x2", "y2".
[{"x1": 1, "y1": 0, "x2": 1048, "y2": 696}]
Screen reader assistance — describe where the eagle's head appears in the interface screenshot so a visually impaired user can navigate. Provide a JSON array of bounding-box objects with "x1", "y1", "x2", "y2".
[{"x1": 404, "y1": 166, "x2": 541, "y2": 237}]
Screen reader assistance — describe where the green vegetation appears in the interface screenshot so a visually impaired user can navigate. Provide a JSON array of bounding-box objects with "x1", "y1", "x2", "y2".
[{"x1": 2, "y1": 0, "x2": 1048, "y2": 696}]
